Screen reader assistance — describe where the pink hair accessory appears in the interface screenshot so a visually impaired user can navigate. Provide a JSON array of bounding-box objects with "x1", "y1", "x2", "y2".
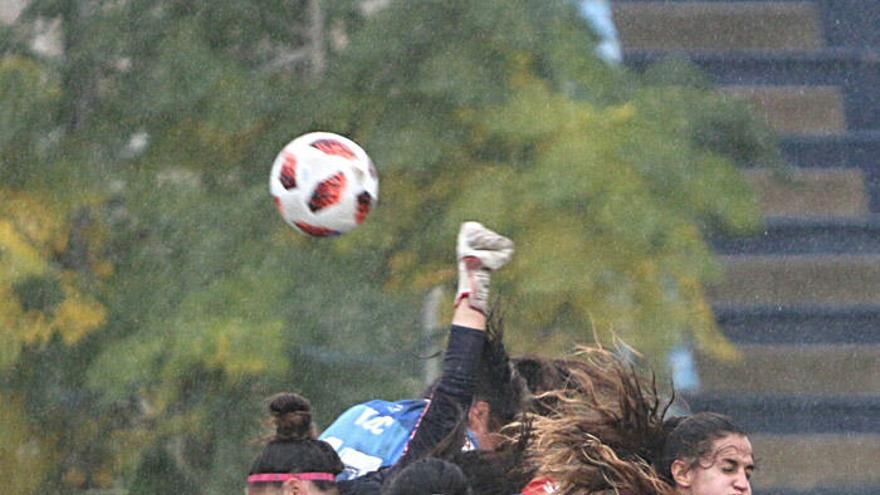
[
  {"x1": 294, "y1": 473, "x2": 337, "y2": 482},
  {"x1": 247, "y1": 472, "x2": 337, "y2": 484}
]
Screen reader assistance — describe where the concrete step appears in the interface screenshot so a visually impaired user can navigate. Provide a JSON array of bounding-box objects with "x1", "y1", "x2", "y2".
[
  {"x1": 815, "y1": 0, "x2": 880, "y2": 49},
  {"x1": 613, "y1": 1, "x2": 823, "y2": 51},
  {"x1": 624, "y1": 49, "x2": 880, "y2": 131},
  {"x1": 779, "y1": 131, "x2": 880, "y2": 170},
  {"x1": 686, "y1": 394, "x2": 880, "y2": 433},
  {"x1": 740, "y1": 167, "x2": 867, "y2": 219},
  {"x1": 715, "y1": 305, "x2": 880, "y2": 345},
  {"x1": 723, "y1": 85, "x2": 846, "y2": 135},
  {"x1": 777, "y1": 132, "x2": 880, "y2": 212},
  {"x1": 695, "y1": 344, "x2": 880, "y2": 395},
  {"x1": 711, "y1": 218, "x2": 880, "y2": 255},
  {"x1": 616, "y1": 0, "x2": 880, "y2": 49},
  {"x1": 745, "y1": 433, "x2": 880, "y2": 490},
  {"x1": 708, "y1": 255, "x2": 880, "y2": 306}
]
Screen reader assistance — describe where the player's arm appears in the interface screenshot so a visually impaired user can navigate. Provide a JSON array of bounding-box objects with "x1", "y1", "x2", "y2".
[
  {"x1": 340, "y1": 222, "x2": 513, "y2": 494},
  {"x1": 399, "y1": 222, "x2": 514, "y2": 462},
  {"x1": 450, "y1": 296, "x2": 486, "y2": 330}
]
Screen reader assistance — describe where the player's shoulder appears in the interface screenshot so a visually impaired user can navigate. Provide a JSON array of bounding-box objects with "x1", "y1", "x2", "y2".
[
  {"x1": 363, "y1": 398, "x2": 428, "y2": 414},
  {"x1": 320, "y1": 398, "x2": 428, "y2": 438}
]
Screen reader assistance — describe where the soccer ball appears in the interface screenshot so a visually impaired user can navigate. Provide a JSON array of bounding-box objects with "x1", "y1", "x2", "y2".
[{"x1": 270, "y1": 132, "x2": 379, "y2": 237}]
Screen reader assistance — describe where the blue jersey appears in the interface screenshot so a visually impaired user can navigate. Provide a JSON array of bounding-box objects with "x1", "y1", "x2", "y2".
[{"x1": 320, "y1": 399, "x2": 478, "y2": 480}]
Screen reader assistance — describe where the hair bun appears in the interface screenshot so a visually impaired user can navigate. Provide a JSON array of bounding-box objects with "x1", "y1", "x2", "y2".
[
  {"x1": 268, "y1": 392, "x2": 314, "y2": 440},
  {"x1": 270, "y1": 392, "x2": 312, "y2": 415}
]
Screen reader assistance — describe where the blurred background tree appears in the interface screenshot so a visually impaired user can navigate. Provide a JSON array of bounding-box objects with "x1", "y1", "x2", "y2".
[{"x1": 0, "y1": 0, "x2": 778, "y2": 493}]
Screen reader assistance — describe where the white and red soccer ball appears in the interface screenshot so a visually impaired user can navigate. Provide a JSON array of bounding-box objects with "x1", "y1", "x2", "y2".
[{"x1": 270, "y1": 132, "x2": 379, "y2": 237}]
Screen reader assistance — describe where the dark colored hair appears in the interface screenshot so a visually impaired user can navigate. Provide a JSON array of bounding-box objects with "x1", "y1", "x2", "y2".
[
  {"x1": 249, "y1": 392, "x2": 344, "y2": 491},
  {"x1": 396, "y1": 403, "x2": 534, "y2": 495},
  {"x1": 512, "y1": 354, "x2": 595, "y2": 417},
  {"x1": 268, "y1": 391, "x2": 316, "y2": 441},
  {"x1": 473, "y1": 309, "x2": 528, "y2": 431},
  {"x1": 382, "y1": 457, "x2": 470, "y2": 495},
  {"x1": 450, "y1": 420, "x2": 534, "y2": 495},
  {"x1": 656, "y1": 412, "x2": 749, "y2": 483},
  {"x1": 421, "y1": 307, "x2": 528, "y2": 434}
]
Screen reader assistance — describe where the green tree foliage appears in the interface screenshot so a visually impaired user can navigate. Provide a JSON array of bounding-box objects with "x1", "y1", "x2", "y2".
[
  {"x1": 3, "y1": 1, "x2": 418, "y2": 492},
  {"x1": 309, "y1": 0, "x2": 768, "y2": 357},
  {"x1": 0, "y1": 57, "x2": 59, "y2": 183},
  {"x1": 0, "y1": 0, "x2": 776, "y2": 492},
  {"x1": 0, "y1": 394, "x2": 55, "y2": 495}
]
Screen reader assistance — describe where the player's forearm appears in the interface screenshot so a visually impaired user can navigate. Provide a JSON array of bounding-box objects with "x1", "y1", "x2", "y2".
[
  {"x1": 451, "y1": 297, "x2": 486, "y2": 330},
  {"x1": 399, "y1": 324, "x2": 485, "y2": 463},
  {"x1": 435, "y1": 324, "x2": 485, "y2": 399}
]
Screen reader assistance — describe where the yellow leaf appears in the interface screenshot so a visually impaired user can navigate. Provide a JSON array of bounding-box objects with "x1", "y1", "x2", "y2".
[
  {"x1": 51, "y1": 291, "x2": 107, "y2": 344},
  {"x1": 0, "y1": 220, "x2": 47, "y2": 278}
]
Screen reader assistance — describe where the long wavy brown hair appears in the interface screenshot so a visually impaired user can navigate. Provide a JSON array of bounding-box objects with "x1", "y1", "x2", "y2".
[{"x1": 520, "y1": 345, "x2": 677, "y2": 495}]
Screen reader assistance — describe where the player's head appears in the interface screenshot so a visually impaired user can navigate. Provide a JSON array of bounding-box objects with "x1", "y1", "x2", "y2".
[
  {"x1": 248, "y1": 392, "x2": 344, "y2": 495},
  {"x1": 382, "y1": 457, "x2": 470, "y2": 495},
  {"x1": 421, "y1": 308, "x2": 527, "y2": 451},
  {"x1": 657, "y1": 412, "x2": 754, "y2": 495},
  {"x1": 449, "y1": 421, "x2": 533, "y2": 495},
  {"x1": 525, "y1": 345, "x2": 677, "y2": 495}
]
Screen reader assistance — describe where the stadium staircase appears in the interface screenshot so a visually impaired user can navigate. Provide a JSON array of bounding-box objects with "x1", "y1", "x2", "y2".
[{"x1": 613, "y1": 1, "x2": 880, "y2": 494}]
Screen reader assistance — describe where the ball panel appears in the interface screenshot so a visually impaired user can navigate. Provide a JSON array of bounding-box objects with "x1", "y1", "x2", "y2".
[
  {"x1": 310, "y1": 138, "x2": 357, "y2": 160},
  {"x1": 355, "y1": 191, "x2": 372, "y2": 225},
  {"x1": 294, "y1": 221, "x2": 341, "y2": 237},
  {"x1": 279, "y1": 152, "x2": 298, "y2": 190},
  {"x1": 308, "y1": 171, "x2": 347, "y2": 213}
]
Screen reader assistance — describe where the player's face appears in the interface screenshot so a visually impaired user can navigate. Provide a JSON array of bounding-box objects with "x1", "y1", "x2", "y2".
[
  {"x1": 680, "y1": 434, "x2": 754, "y2": 495},
  {"x1": 467, "y1": 399, "x2": 497, "y2": 450},
  {"x1": 247, "y1": 485, "x2": 284, "y2": 495},
  {"x1": 248, "y1": 480, "x2": 337, "y2": 495},
  {"x1": 289, "y1": 480, "x2": 338, "y2": 495}
]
